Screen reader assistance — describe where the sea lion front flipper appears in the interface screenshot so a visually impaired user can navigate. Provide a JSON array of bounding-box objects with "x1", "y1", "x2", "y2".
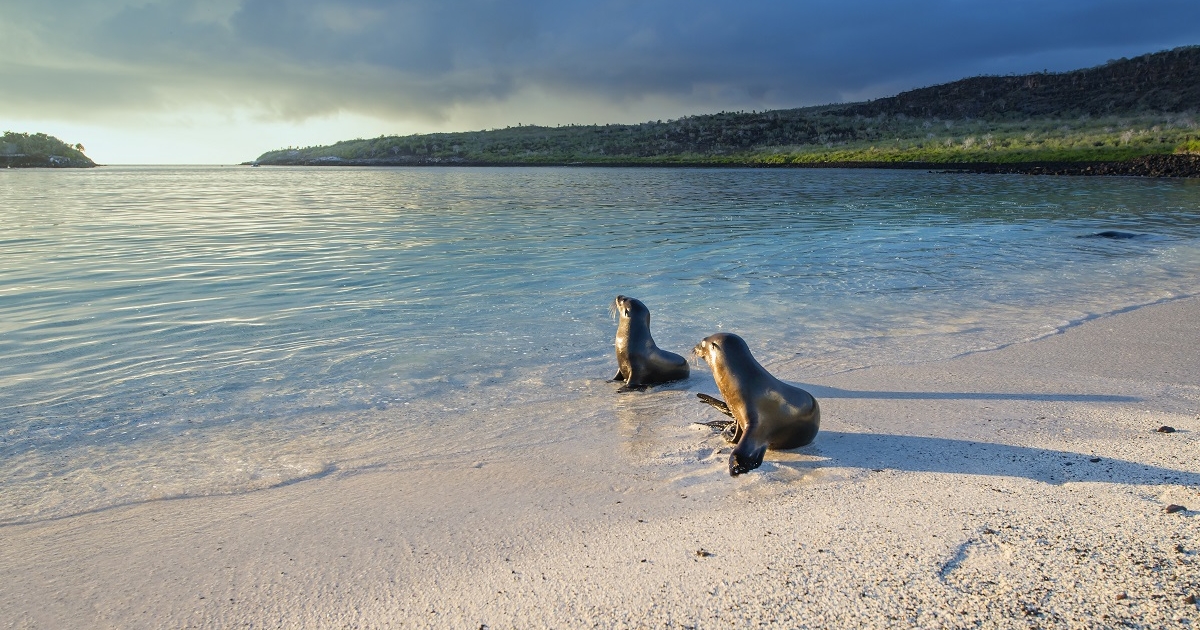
[
  {"x1": 727, "y1": 406, "x2": 768, "y2": 476},
  {"x1": 616, "y1": 383, "x2": 648, "y2": 393},
  {"x1": 696, "y1": 393, "x2": 734, "y2": 418},
  {"x1": 729, "y1": 442, "x2": 766, "y2": 476}
]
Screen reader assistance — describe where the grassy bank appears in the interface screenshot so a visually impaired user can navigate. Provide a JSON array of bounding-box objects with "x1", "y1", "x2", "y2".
[
  {"x1": 744, "y1": 114, "x2": 1196, "y2": 165},
  {"x1": 254, "y1": 112, "x2": 1197, "y2": 169}
]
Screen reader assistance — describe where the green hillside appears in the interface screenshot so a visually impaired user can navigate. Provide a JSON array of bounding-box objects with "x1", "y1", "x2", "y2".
[
  {"x1": 255, "y1": 46, "x2": 1200, "y2": 172},
  {"x1": 1, "y1": 131, "x2": 96, "y2": 168}
]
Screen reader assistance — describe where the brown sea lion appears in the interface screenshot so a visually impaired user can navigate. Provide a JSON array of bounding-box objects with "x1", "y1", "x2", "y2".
[
  {"x1": 611, "y1": 295, "x2": 690, "y2": 392},
  {"x1": 693, "y1": 332, "x2": 820, "y2": 476}
]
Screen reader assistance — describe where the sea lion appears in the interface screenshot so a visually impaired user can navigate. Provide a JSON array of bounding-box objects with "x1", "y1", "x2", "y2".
[
  {"x1": 692, "y1": 332, "x2": 820, "y2": 476},
  {"x1": 1080, "y1": 230, "x2": 1143, "y2": 239},
  {"x1": 611, "y1": 295, "x2": 690, "y2": 392}
]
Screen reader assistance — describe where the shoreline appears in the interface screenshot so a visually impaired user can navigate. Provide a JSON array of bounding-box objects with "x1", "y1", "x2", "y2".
[
  {"x1": 2, "y1": 296, "x2": 1197, "y2": 627},
  {"x1": 246, "y1": 153, "x2": 1200, "y2": 177}
]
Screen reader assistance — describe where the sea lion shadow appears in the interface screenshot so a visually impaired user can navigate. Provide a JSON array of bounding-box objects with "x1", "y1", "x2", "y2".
[
  {"x1": 802, "y1": 384, "x2": 1140, "y2": 404},
  {"x1": 773, "y1": 431, "x2": 1199, "y2": 487}
]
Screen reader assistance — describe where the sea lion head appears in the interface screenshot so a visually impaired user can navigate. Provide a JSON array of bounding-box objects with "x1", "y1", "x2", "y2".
[
  {"x1": 692, "y1": 332, "x2": 749, "y2": 369},
  {"x1": 611, "y1": 295, "x2": 650, "y2": 324}
]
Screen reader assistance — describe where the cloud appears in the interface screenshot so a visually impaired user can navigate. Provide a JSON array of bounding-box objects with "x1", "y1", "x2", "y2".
[{"x1": 3, "y1": 0, "x2": 1199, "y2": 131}]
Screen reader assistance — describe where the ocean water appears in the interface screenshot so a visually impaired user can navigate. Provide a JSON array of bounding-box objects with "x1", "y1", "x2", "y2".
[{"x1": 3, "y1": 165, "x2": 1199, "y2": 524}]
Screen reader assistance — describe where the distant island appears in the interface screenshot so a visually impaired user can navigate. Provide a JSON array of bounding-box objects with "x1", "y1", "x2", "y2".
[
  {"x1": 1, "y1": 132, "x2": 96, "y2": 168},
  {"x1": 252, "y1": 46, "x2": 1200, "y2": 177}
]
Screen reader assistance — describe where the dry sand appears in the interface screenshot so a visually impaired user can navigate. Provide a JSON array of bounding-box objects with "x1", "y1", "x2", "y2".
[{"x1": 3, "y1": 298, "x2": 1199, "y2": 629}]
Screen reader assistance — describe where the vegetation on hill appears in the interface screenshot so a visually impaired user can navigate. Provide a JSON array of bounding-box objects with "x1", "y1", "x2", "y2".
[
  {"x1": 255, "y1": 46, "x2": 1200, "y2": 173},
  {"x1": 842, "y1": 45, "x2": 1200, "y2": 120},
  {"x1": 1, "y1": 132, "x2": 96, "y2": 168}
]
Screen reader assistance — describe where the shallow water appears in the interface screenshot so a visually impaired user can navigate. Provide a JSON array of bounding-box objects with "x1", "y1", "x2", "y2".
[{"x1": 2, "y1": 165, "x2": 1199, "y2": 523}]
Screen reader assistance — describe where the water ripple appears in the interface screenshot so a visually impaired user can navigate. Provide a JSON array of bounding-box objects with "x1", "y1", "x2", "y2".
[{"x1": 2, "y1": 166, "x2": 1199, "y2": 522}]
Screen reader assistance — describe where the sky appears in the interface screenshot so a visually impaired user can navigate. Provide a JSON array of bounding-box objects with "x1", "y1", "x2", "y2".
[{"x1": 3, "y1": 1, "x2": 1199, "y2": 164}]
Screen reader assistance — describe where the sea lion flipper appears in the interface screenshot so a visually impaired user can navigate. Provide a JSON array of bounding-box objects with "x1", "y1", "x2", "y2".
[
  {"x1": 729, "y1": 441, "x2": 767, "y2": 477},
  {"x1": 696, "y1": 393, "x2": 734, "y2": 418},
  {"x1": 616, "y1": 383, "x2": 648, "y2": 393},
  {"x1": 722, "y1": 421, "x2": 741, "y2": 444}
]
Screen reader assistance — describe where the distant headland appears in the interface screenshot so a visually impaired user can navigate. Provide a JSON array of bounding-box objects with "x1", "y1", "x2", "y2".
[
  {"x1": 250, "y1": 45, "x2": 1200, "y2": 177},
  {"x1": 1, "y1": 132, "x2": 96, "y2": 168}
]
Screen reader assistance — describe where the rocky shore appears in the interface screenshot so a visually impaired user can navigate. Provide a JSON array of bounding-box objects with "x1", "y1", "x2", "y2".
[
  {"x1": 1, "y1": 154, "x2": 96, "y2": 168},
  {"x1": 946, "y1": 153, "x2": 1200, "y2": 177},
  {"x1": 774, "y1": 153, "x2": 1200, "y2": 177}
]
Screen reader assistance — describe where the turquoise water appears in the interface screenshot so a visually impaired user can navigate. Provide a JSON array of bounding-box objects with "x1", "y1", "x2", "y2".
[{"x1": 3, "y1": 165, "x2": 1199, "y2": 523}]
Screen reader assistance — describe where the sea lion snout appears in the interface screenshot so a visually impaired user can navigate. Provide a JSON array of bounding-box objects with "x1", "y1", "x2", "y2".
[
  {"x1": 692, "y1": 338, "x2": 718, "y2": 368},
  {"x1": 611, "y1": 294, "x2": 647, "y2": 321},
  {"x1": 610, "y1": 294, "x2": 628, "y2": 320},
  {"x1": 692, "y1": 334, "x2": 724, "y2": 359}
]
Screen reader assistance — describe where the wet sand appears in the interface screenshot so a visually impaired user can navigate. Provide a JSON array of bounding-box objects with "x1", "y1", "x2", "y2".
[{"x1": 3, "y1": 297, "x2": 1198, "y2": 628}]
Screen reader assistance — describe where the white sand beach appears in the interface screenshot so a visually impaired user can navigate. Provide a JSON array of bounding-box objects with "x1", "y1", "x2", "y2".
[{"x1": 3, "y1": 297, "x2": 1198, "y2": 629}]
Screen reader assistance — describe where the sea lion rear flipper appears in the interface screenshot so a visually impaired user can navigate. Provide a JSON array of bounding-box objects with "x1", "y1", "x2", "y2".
[
  {"x1": 696, "y1": 393, "x2": 734, "y2": 418},
  {"x1": 721, "y1": 421, "x2": 741, "y2": 444}
]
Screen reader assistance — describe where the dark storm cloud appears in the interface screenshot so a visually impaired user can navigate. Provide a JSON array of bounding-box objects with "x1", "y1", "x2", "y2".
[{"x1": 3, "y1": 0, "x2": 1199, "y2": 123}]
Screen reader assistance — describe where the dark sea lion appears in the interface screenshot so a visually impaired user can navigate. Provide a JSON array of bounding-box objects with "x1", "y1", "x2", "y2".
[
  {"x1": 611, "y1": 295, "x2": 690, "y2": 392},
  {"x1": 693, "y1": 332, "x2": 820, "y2": 476},
  {"x1": 1081, "y1": 230, "x2": 1143, "y2": 239}
]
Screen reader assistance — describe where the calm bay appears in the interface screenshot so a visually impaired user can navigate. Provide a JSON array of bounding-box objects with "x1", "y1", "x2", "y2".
[{"x1": 3, "y1": 165, "x2": 1199, "y2": 524}]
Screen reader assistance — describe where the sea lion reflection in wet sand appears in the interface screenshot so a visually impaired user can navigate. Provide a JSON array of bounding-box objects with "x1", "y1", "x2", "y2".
[
  {"x1": 611, "y1": 295, "x2": 690, "y2": 392},
  {"x1": 693, "y1": 332, "x2": 820, "y2": 476}
]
